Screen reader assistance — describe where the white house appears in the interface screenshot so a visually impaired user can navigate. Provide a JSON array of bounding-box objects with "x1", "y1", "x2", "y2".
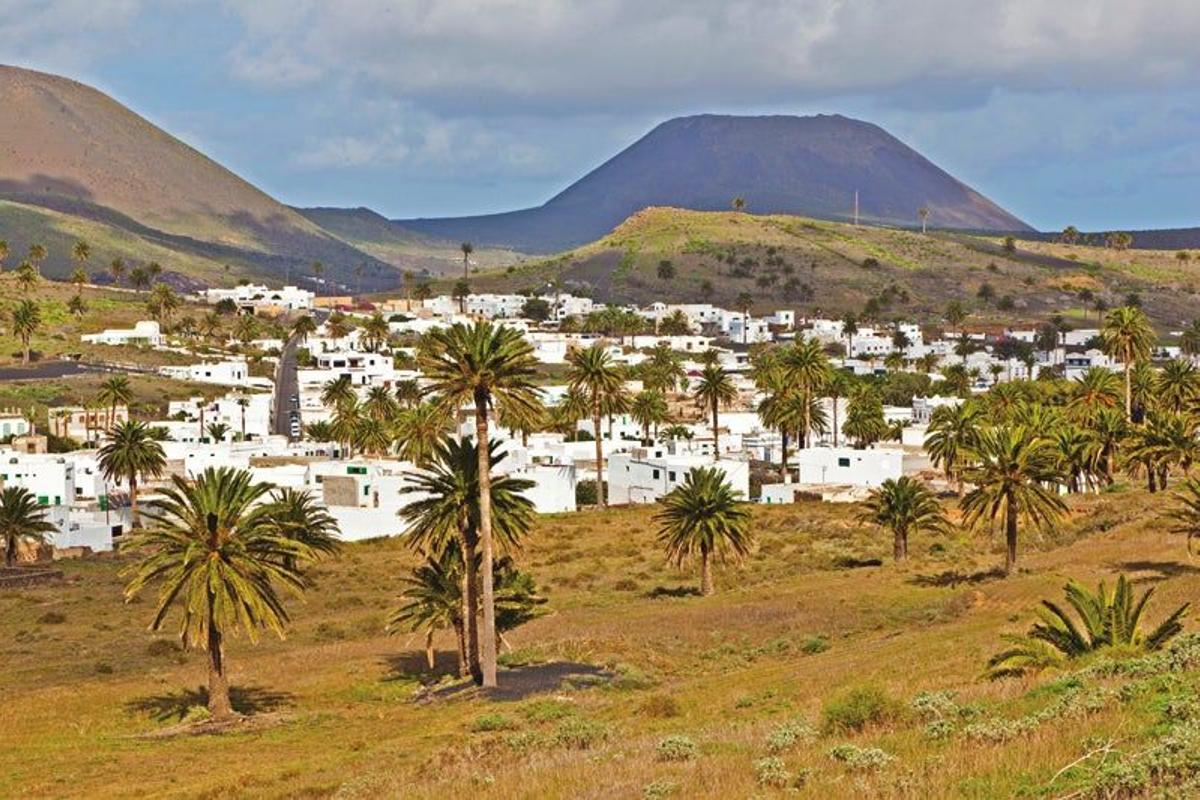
[
  {"x1": 160, "y1": 358, "x2": 251, "y2": 386},
  {"x1": 792, "y1": 447, "x2": 903, "y2": 488},
  {"x1": 0, "y1": 409, "x2": 32, "y2": 440},
  {"x1": 81, "y1": 320, "x2": 165, "y2": 347},
  {"x1": 607, "y1": 447, "x2": 750, "y2": 505},
  {"x1": 201, "y1": 284, "x2": 314, "y2": 312}
]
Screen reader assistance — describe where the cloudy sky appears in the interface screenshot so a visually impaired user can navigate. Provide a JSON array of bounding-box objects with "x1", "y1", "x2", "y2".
[{"x1": 3, "y1": 0, "x2": 1199, "y2": 230}]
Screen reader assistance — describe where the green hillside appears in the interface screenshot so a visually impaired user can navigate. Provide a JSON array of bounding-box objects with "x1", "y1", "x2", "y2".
[{"x1": 456, "y1": 207, "x2": 1200, "y2": 328}]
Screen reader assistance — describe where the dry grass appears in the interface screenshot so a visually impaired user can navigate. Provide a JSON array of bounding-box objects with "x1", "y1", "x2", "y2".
[{"x1": 1, "y1": 488, "x2": 1196, "y2": 798}]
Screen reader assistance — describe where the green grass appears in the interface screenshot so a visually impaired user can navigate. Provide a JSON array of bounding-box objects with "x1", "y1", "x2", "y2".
[{"x1": 2, "y1": 489, "x2": 1198, "y2": 797}]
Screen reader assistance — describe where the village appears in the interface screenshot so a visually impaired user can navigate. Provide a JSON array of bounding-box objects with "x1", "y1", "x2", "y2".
[{"x1": 3, "y1": 278, "x2": 1175, "y2": 562}]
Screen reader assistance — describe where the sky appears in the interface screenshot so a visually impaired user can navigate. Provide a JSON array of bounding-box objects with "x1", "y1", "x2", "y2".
[{"x1": 3, "y1": 0, "x2": 1199, "y2": 231}]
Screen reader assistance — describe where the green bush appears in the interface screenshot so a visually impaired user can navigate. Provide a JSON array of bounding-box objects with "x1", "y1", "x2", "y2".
[
  {"x1": 799, "y1": 635, "x2": 830, "y2": 655},
  {"x1": 520, "y1": 699, "x2": 576, "y2": 723},
  {"x1": 828, "y1": 743, "x2": 896, "y2": 770},
  {"x1": 655, "y1": 735, "x2": 699, "y2": 762},
  {"x1": 820, "y1": 684, "x2": 902, "y2": 734},
  {"x1": 470, "y1": 713, "x2": 515, "y2": 732},
  {"x1": 37, "y1": 611, "x2": 66, "y2": 625},
  {"x1": 553, "y1": 718, "x2": 608, "y2": 749},
  {"x1": 753, "y1": 757, "x2": 790, "y2": 788},
  {"x1": 766, "y1": 720, "x2": 816, "y2": 752},
  {"x1": 638, "y1": 694, "x2": 681, "y2": 718}
]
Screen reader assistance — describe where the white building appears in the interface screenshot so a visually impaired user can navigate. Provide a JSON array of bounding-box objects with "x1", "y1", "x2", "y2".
[
  {"x1": 0, "y1": 409, "x2": 32, "y2": 440},
  {"x1": 607, "y1": 446, "x2": 750, "y2": 505},
  {"x1": 160, "y1": 358, "x2": 252, "y2": 387},
  {"x1": 49, "y1": 405, "x2": 129, "y2": 443},
  {"x1": 81, "y1": 320, "x2": 165, "y2": 347},
  {"x1": 792, "y1": 447, "x2": 903, "y2": 488},
  {"x1": 201, "y1": 284, "x2": 314, "y2": 312}
]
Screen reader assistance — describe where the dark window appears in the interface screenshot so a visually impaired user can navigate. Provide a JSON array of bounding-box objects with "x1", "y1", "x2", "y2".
[
  {"x1": 668, "y1": 471, "x2": 676, "y2": 481},
  {"x1": 652, "y1": 469, "x2": 660, "y2": 479},
  {"x1": 837, "y1": 457, "x2": 851, "y2": 468}
]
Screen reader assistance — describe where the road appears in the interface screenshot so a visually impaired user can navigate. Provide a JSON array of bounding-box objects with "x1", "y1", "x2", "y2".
[{"x1": 273, "y1": 335, "x2": 300, "y2": 438}]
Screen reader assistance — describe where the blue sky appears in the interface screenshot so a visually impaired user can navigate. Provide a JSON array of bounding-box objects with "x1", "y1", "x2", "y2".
[{"x1": 4, "y1": 0, "x2": 1199, "y2": 231}]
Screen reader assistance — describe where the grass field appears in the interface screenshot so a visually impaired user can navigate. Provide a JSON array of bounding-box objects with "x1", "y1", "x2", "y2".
[
  {"x1": 449, "y1": 208, "x2": 1200, "y2": 329},
  {"x1": 3, "y1": 486, "x2": 1197, "y2": 798}
]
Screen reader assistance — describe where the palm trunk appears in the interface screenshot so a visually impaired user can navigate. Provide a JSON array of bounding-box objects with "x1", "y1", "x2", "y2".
[
  {"x1": 711, "y1": 405, "x2": 720, "y2": 462},
  {"x1": 424, "y1": 629, "x2": 435, "y2": 670},
  {"x1": 207, "y1": 609, "x2": 235, "y2": 720},
  {"x1": 5, "y1": 539, "x2": 15, "y2": 568},
  {"x1": 129, "y1": 476, "x2": 140, "y2": 528},
  {"x1": 779, "y1": 429, "x2": 789, "y2": 481},
  {"x1": 803, "y1": 396, "x2": 811, "y2": 451},
  {"x1": 1148, "y1": 461, "x2": 1158, "y2": 493},
  {"x1": 700, "y1": 547, "x2": 714, "y2": 596},
  {"x1": 592, "y1": 400, "x2": 605, "y2": 508},
  {"x1": 832, "y1": 396, "x2": 840, "y2": 447},
  {"x1": 894, "y1": 527, "x2": 906, "y2": 561},
  {"x1": 457, "y1": 525, "x2": 481, "y2": 682},
  {"x1": 1004, "y1": 495, "x2": 1018, "y2": 575},
  {"x1": 453, "y1": 620, "x2": 467, "y2": 676},
  {"x1": 1123, "y1": 360, "x2": 1132, "y2": 422},
  {"x1": 474, "y1": 388, "x2": 499, "y2": 688}
]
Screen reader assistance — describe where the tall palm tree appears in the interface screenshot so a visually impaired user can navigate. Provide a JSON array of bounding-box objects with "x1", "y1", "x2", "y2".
[
  {"x1": 10, "y1": 299, "x2": 40, "y2": 365},
  {"x1": 27, "y1": 243, "x2": 47, "y2": 273},
  {"x1": 781, "y1": 339, "x2": 831, "y2": 448},
  {"x1": 390, "y1": 548, "x2": 466, "y2": 671},
  {"x1": 361, "y1": 312, "x2": 391, "y2": 353},
  {"x1": 631, "y1": 389, "x2": 669, "y2": 442},
  {"x1": 14, "y1": 261, "x2": 38, "y2": 294},
  {"x1": 1180, "y1": 319, "x2": 1200, "y2": 363},
  {"x1": 460, "y1": 241, "x2": 474, "y2": 284},
  {"x1": 401, "y1": 437, "x2": 534, "y2": 682},
  {"x1": 98, "y1": 420, "x2": 167, "y2": 528},
  {"x1": 925, "y1": 402, "x2": 983, "y2": 496},
  {"x1": 1068, "y1": 367, "x2": 1121, "y2": 425},
  {"x1": 320, "y1": 375, "x2": 356, "y2": 410},
  {"x1": 566, "y1": 344, "x2": 625, "y2": 505},
  {"x1": 264, "y1": 487, "x2": 341, "y2": 570},
  {"x1": 735, "y1": 292, "x2": 753, "y2": 344},
  {"x1": 394, "y1": 378, "x2": 423, "y2": 409},
  {"x1": 363, "y1": 385, "x2": 399, "y2": 421},
  {"x1": 655, "y1": 467, "x2": 752, "y2": 596},
  {"x1": 97, "y1": 375, "x2": 133, "y2": 431},
  {"x1": 109, "y1": 257, "x2": 126, "y2": 286},
  {"x1": 0, "y1": 239, "x2": 8, "y2": 272},
  {"x1": 858, "y1": 477, "x2": 948, "y2": 561},
  {"x1": 67, "y1": 294, "x2": 87, "y2": 319},
  {"x1": 1100, "y1": 306, "x2": 1156, "y2": 421},
  {"x1": 693, "y1": 363, "x2": 737, "y2": 461},
  {"x1": 291, "y1": 314, "x2": 317, "y2": 343},
  {"x1": 1, "y1": 486, "x2": 58, "y2": 567},
  {"x1": 71, "y1": 240, "x2": 90, "y2": 277},
  {"x1": 1155, "y1": 359, "x2": 1199, "y2": 415},
  {"x1": 206, "y1": 422, "x2": 231, "y2": 443},
  {"x1": 393, "y1": 401, "x2": 453, "y2": 466},
  {"x1": 1168, "y1": 477, "x2": 1200, "y2": 556},
  {"x1": 122, "y1": 468, "x2": 318, "y2": 720},
  {"x1": 418, "y1": 321, "x2": 540, "y2": 688},
  {"x1": 960, "y1": 425, "x2": 1066, "y2": 574},
  {"x1": 841, "y1": 313, "x2": 860, "y2": 357}
]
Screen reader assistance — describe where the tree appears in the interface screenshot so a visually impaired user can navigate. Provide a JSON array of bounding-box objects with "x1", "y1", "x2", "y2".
[
  {"x1": 325, "y1": 311, "x2": 352, "y2": 340},
  {"x1": 735, "y1": 292, "x2": 753, "y2": 344},
  {"x1": 235, "y1": 395, "x2": 251, "y2": 441},
  {"x1": 842, "y1": 312, "x2": 859, "y2": 357},
  {"x1": 925, "y1": 402, "x2": 981, "y2": 495},
  {"x1": 918, "y1": 206, "x2": 930, "y2": 234},
  {"x1": 401, "y1": 438, "x2": 534, "y2": 681},
  {"x1": 291, "y1": 314, "x2": 316, "y2": 343},
  {"x1": 233, "y1": 314, "x2": 259, "y2": 346},
  {"x1": 129, "y1": 266, "x2": 150, "y2": 292},
  {"x1": 781, "y1": 339, "x2": 831, "y2": 448},
  {"x1": 693, "y1": 363, "x2": 737, "y2": 461},
  {"x1": 453, "y1": 279, "x2": 471, "y2": 315},
  {"x1": 71, "y1": 240, "x2": 90, "y2": 276},
  {"x1": 1156, "y1": 359, "x2": 1200, "y2": 415},
  {"x1": 320, "y1": 375, "x2": 356, "y2": 410},
  {"x1": 1180, "y1": 320, "x2": 1200, "y2": 362},
  {"x1": 147, "y1": 283, "x2": 180, "y2": 324},
  {"x1": 657, "y1": 260, "x2": 676, "y2": 281},
  {"x1": 147, "y1": 261, "x2": 163, "y2": 283},
  {"x1": 731, "y1": 196, "x2": 746, "y2": 212},
  {"x1": 418, "y1": 322, "x2": 540, "y2": 688},
  {"x1": 631, "y1": 390, "x2": 669, "y2": 442},
  {"x1": 206, "y1": 422, "x2": 231, "y2": 442},
  {"x1": 67, "y1": 293, "x2": 87, "y2": 319},
  {"x1": 960, "y1": 425, "x2": 1065, "y2": 574},
  {"x1": 985, "y1": 575, "x2": 1189, "y2": 678},
  {"x1": 0, "y1": 486, "x2": 57, "y2": 567},
  {"x1": 14, "y1": 261, "x2": 37, "y2": 294},
  {"x1": 361, "y1": 312, "x2": 391, "y2": 353},
  {"x1": 393, "y1": 401, "x2": 452, "y2": 466},
  {"x1": 1168, "y1": 477, "x2": 1200, "y2": 556},
  {"x1": 97, "y1": 375, "x2": 133, "y2": 431},
  {"x1": 641, "y1": 343, "x2": 687, "y2": 394},
  {"x1": 1100, "y1": 306, "x2": 1156, "y2": 421},
  {"x1": 460, "y1": 241, "x2": 474, "y2": 284},
  {"x1": 521, "y1": 297, "x2": 551, "y2": 322},
  {"x1": 27, "y1": 243, "x2": 47, "y2": 272},
  {"x1": 10, "y1": 299, "x2": 40, "y2": 365},
  {"x1": 109, "y1": 257, "x2": 126, "y2": 285},
  {"x1": 1068, "y1": 367, "x2": 1122, "y2": 425},
  {"x1": 843, "y1": 385, "x2": 888, "y2": 448},
  {"x1": 0, "y1": 239, "x2": 7, "y2": 272},
  {"x1": 655, "y1": 467, "x2": 752, "y2": 596},
  {"x1": 98, "y1": 420, "x2": 167, "y2": 528},
  {"x1": 566, "y1": 344, "x2": 625, "y2": 505},
  {"x1": 858, "y1": 477, "x2": 948, "y2": 561},
  {"x1": 122, "y1": 468, "x2": 320, "y2": 720}
]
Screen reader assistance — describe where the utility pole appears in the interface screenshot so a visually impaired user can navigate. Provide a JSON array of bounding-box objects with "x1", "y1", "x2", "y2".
[{"x1": 853, "y1": 191, "x2": 859, "y2": 226}]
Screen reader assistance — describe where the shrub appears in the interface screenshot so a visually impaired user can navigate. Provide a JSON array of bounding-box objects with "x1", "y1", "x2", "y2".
[
  {"x1": 93, "y1": 662, "x2": 114, "y2": 675},
  {"x1": 181, "y1": 704, "x2": 211, "y2": 724},
  {"x1": 471, "y1": 713, "x2": 515, "y2": 732},
  {"x1": 638, "y1": 694, "x2": 681, "y2": 718},
  {"x1": 828, "y1": 744, "x2": 896, "y2": 770},
  {"x1": 520, "y1": 699, "x2": 576, "y2": 723},
  {"x1": 799, "y1": 635, "x2": 830, "y2": 655},
  {"x1": 611, "y1": 664, "x2": 657, "y2": 690},
  {"x1": 37, "y1": 611, "x2": 66, "y2": 625},
  {"x1": 820, "y1": 685, "x2": 902, "y2": 734},
  {"x1": 642, "y1": 780, "x2": 678, "y2": 799},
  {"x1": 313, "y1": 621, "x2": 347, "y2": 642},
  {"x1": 656, "y1": 735, "x2": 699, "y2": 762},
  {"x1": 923, "y1": 719, "x2": 955, "y2": 740},
  {"x1": 754, "y1": 757, "x2": 790, "y2": 788},
  {"x1": 766, "y1": 720, "x2": 816, "y2": 753},
  {"x1": 146, "y1": 639, "x2": 179, "y2": 657},
  {"x1": 553, "y1": 718, "x2": 608, "y2": 749},
  {"x1": 911, "y1": 690, "x2": 959, "y2": 720}
]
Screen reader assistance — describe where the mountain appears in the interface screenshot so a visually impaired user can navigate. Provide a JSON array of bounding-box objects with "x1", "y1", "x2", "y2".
[
  {"x1": 396, "y1": 114, "x2": 1034, "y2": 253},
  {"x1": 0, "y1": 65, "x2": 397, "y2": 289},
  {"x1": 294, "y1": 206, "x2": 524, "y2": 275}
]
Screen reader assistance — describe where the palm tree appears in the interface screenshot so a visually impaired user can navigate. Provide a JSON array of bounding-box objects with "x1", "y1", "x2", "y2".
[
  {"x1": 14, "y1": 261, "x2": 37, "y2": 295},
  {"x1": 122, "y1": 468, "x2": 318, "y2": 720},
  {"x1": 206, "y1": 422, "x2": 231, "y2": 442},
  {"x1": 148, "y1": 283, "x2": 180, "y2": 325},
  {"x1": 235, "y1": 395, "x2": 250, "y2": 441},
  {"x1": 401, "y1": 437, "x2": 534, "y2": 682},
  {"x1": 27, "y1": 243, "x2": 47, "y2": 273},
  {"x1": 781, "y1": 339, "x2": 830, "y2": 448},
  {"x1": 0, "y1": 239, "x2": 7, "y2": 272},
  {"x1": 460, "y1": 241, "x2": 474, "y2": 284},
  {"x1": 109, "y1": 257, "x2": 126, "y2": 286},
  {"x1": 960, "y1": 425, "x2": 1066, "y2": 574},
  {"x1": 731, "y1": 196, "x2": 746, "y2": 212},
  {"x1": 200, "y1": 311, "x2": 223, "y2": 341},
  {"x1": 985, "y1": 575, "x2": 1189, "y2": 678},
  {"x1": 1068, "y1": 367, "x2": 1122, "y2": 425},
  {"x1": 858, "y1": 477, "x2": 948, "y2": 561},
  {"x1": 67, "y1": 294, "x2": 87, "y2": 319},
  {"x1": 291, "y1": 314, "x2": 317, "y2": 343},
  {"x1": 1156, "y1": 359, "x2": 1199, "y2": 414},
  {"x1": 841, "y1": 312, "x2": 860, "y2": 357},
  {"x1": 566, "y1": 344, "x2": 625, "y2": 505},
  {"x1": 71, "y1": 240, "x2": 90, "y2": 276},
  {"x1": 10, "y1": 299, "x2": 40, "y2": 365},
  {"x1": 394, "y1": 401, "x2": 453, "y2": 465},
  {"x1": 325, "y1": 311, "x2": 352, "y2": 340},
  {"x1": 129, "y1": 266, "x2": 151, "y2": 292},
  {"x1": 363, "y1": 385, "x2": 399, "y2": 422},
  {"x1": 925, "y1": 402, "x2": 981, "y2": 496},
  {"x1": 353, "y1": 416, "x2": 393, "y2": 456},
  {"x1": 1100, "y1": 306, "x2": 1156, "y2": 421},
  {"x1": 693, "y1": 362, "x2": 737, "y2": 461},
  {"x1": 1168, "y1": 477, "x2": 1200, "y2": 556},
  {"x1": 390, "y1": 549, "x2": 465, "y2": 671},
  {"x1": 1, "y1": 486, "x2": 58, "y2": 567},
  {"x1": 1180, "y1": 319, "x2": 1200, "y2": 363},
  {"x1": 233, "y1": 314, "x2": 258, "y2": 346},
  {"x1": 631, "y1": 389, "x2": 669, "y2": 442},
  {"x1": 655, "y1": 467, "x2": 752, "y2": 596},
  {"x1": 394, "y1": 378, "x2": 423, "y2": 409},
  {"x1": 418, "y1": 322, "x2": 540, "y2": 688},
  {"x1": 320, "y1": 375, "x2": 356, "y2": 410},
  {"x1": 264, "y1": 487, "x2": 340, "y2": 570},
  {"x1": 736, "y1": 292, "x2": 753, "y2": 344},
  {"x1": 98, "y1": 420, "x2": 167, "y2": 528},
  {"x1": 97, "y1": 375, "x2": 133, "y2": 431},
  {"x1": 361, "y1": 312, "x2": 391, "y2": 353},
  {"x1": 918, "y1": 206, "x2": 930, "y2": 233}
]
